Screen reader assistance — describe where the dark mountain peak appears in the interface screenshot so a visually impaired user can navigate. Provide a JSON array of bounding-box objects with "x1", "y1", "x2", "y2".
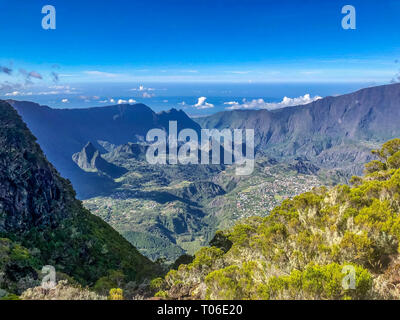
[
  {"x1": 157, "y1": 108, "x2": 187, "y2": 118},
  {"x1": 157, "y1": 108, "x2": 202, "y2": 133},
  {"x1": 73, "y1": 142, "x2": 100, "y2": 171},
  {"x1": 82, "y1": 141, "x2": 98, "y2": 158},
  {"x1": 73, "y1": 141, "x2": 127, "y2": 178},
  {"x1": 158, "y1": 108, "x2": 182, "y2": 115}
]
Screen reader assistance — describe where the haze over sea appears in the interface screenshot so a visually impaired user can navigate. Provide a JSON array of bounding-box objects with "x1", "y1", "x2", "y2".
[{"x1": 12, "y1": 82, "x2": 375, "y2": 117}]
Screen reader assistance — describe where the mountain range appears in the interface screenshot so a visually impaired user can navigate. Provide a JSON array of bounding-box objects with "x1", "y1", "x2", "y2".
[
  {"x1": 7, "y1": 101, "x2": 201, "y2": 198},
  {"x1": 197, "y1": 83, "x2": 400, "y2": 175},
  {"x1": 9, "y1": 83, "x2": 400, "y2": 199},
  {"x1": 6, "y1": 82, "x2": 400, "y2": 263}
]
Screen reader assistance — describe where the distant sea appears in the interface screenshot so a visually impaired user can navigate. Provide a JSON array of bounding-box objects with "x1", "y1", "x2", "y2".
[{"x1": 12, "y1": 82, "x2": 380, "y2": 116}]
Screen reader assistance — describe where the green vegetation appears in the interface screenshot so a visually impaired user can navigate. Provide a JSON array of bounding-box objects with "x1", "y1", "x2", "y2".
[
  {"x1": 157, "y1": 139, "x2": 400, "y2": 300},
  {"x1": 108, "y1": 288, "x2": 124, "y2": 300},
  {"x1": 83, "y1": 156, "x2": 330, "y2": 263}
]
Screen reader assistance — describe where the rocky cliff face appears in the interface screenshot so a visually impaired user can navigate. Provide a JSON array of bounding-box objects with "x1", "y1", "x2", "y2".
[
  {"x1": 72, "y1": 142, "x2": 127, "y2": 178},
  {"x1": 0, "y1": 100, "x2": 156, "y2": 293},
  {"x1": 72, "y1": 142, "x2": 100, "y2": 171},
  {"x1": 0, "y1": 101, "x2": 72, "y2": 233}
]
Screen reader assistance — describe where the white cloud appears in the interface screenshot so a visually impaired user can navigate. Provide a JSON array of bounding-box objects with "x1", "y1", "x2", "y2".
[
  {"x1": 227, "y1": 71, "x2": 250, "y2": 74},
  {"x1": 142, "y1": 92, "x2": 154, "y2": 98},
  {"x1": 4, "y1": 85, "x2": 76, "y2": 97},
  {"x1": 130, "y1": 85, "x2": 155, "y2": 91},
  {"x1": 224, "y1": 101, "x2": 238, "y2": 106},
  {"x1": 84, "y1": 71, "x2": 117, "y2": 78},
  {"x1": 194, "y1": 97, "x2": 214, "y2": 109},
  {"x1": 37, "y1": 91, "x2": 62, "y2": 95},
  {"x1": 61, "y1": 99, "x2": 69, "y2": 103},
  {"x1": 5, "y1": 91, "x2": 33, "y2": 96},
  {"x1": 118, "y1": 98, "x2": 136, "y2": 104},
  {"x1": 129, "y1": 85, "x2": 156, "y2": 98},
  {"x1": 224, "y1": 94, "x2": 322, "y2": 111},
  {"x1": 5, "y1": 91, "x2": 22, "y2": 96}
]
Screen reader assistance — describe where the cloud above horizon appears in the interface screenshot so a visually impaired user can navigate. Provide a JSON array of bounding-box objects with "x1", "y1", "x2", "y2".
[
  {"x1": 224, "y1": 94, "x2": 322, "y2": 110},
  {"x1": 194, "y1": 96, "x2": 214, "y2": 109},
  {"x1": 83, "y1": 70, "x2": 118, "y2": 78},
  {"x1": 117, "y1": 98, "x2": 137, "y2": 104}
]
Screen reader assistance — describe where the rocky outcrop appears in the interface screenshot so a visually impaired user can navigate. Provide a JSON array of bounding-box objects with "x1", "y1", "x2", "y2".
[
  {"x1": 105, "y1": 142, "x2": 148, "y2": 161},
  {"x1": 289, "y1": 159, "x2": 320, "y2": 175},
  {"x1": 72, "y1": 142, "x2": 127, "y2": 178}
]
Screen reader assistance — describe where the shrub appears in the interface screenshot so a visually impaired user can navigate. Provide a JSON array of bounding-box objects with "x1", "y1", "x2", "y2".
[{"x1": 108, "y1": 288, "x2": 124, "y2": 300}]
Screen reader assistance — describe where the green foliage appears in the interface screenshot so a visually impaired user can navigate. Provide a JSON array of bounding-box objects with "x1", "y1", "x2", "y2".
[
  {"x1": 171, "y1": 254, "x2": 194, "y2": 270},
  {"x1": 0, "y1": 238, "x2": 39, "y2": 294},
  {"x1": 94, "y1": 270, "x2": 125, "y2": 295},
  {"x1": 209, "y1": 231, "x2": 233, "y2": 253},
  {"x1": 158, "y1": 139, "x2": 400, "y2": 300},
  {"x1": 364, "y1": 160, "x2": 386, "y2": 174},
  {"x1": 373, "y1": 139, "x2": 400, "y2": 160},
  {"x1": 190, "y1": 247, "x2": 225, "y2": 270},
  {"x1": 150, "y1": 277, "x2": 166, "y2": 291},
  {"x1": 108, "y1": 288, "x2": 124, "y2": 300},
  {"x1": 258, "y1": 263, "x2": 372, "y2": 300},
  {"x1": 154, "y1": 290, "x2": 169, "y2": 298},
  {"x1": 387, "y1": 151, "x2": 400, "y2": 170},
  {"x1": 1, "y1": 293, "x2": 21, "y2": 300}
]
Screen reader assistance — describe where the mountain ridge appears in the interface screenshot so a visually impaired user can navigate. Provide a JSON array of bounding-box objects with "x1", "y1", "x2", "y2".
[
  {"x1": 7, "y1": 100, "x2": 201, "y2": 198},
  {"x1": 196, "y1": 82, "x2": 400, "y2": 175}
]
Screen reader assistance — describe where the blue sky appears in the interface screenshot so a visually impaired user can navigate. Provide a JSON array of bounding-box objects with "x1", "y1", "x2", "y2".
[{"x1": 0, "y1": 0, "x2": 399, "y2": 111}]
